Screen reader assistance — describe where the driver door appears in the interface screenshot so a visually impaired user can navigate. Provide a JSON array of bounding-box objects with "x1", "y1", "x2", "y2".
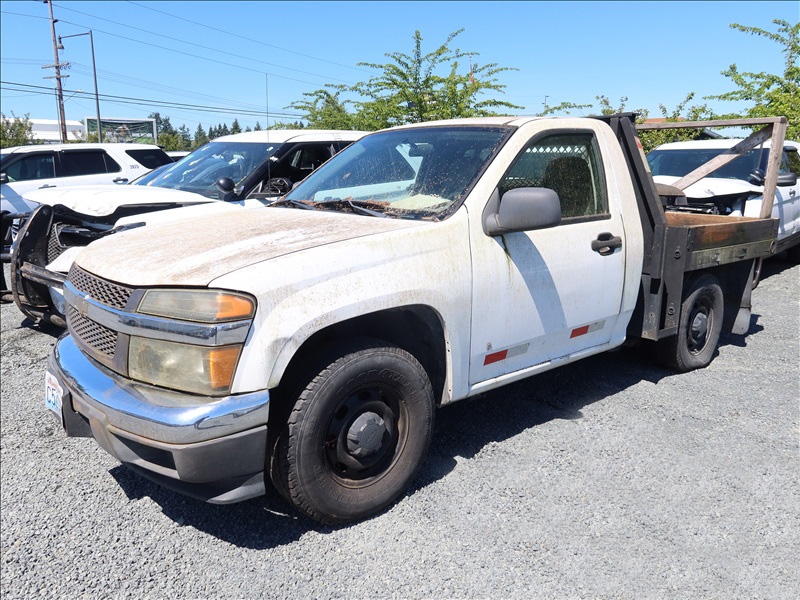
[{"x1": 469, "y1": 129, "x2": 627, "y2": 384}]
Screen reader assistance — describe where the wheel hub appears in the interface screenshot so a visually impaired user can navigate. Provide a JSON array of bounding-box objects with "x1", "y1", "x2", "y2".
[
  {"x1": 346, "y1": 412, "x2": 387, "y2": 457},
  {"x1": 691, "y1": 311, "x2": 708, "y2": 338}
]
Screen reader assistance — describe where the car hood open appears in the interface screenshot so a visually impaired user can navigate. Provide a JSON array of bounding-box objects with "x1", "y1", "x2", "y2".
[
  {"x1": 23, "y1": 185, "x2": 214, "y2": 216},
  {"x1": 653, "y1": 175, "x2": 761, "y2": 199}
]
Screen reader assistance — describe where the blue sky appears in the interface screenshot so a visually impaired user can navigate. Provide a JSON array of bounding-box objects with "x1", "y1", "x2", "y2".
[{"x1": 1, "y1": 1, "x2": 797, "y2": 133}]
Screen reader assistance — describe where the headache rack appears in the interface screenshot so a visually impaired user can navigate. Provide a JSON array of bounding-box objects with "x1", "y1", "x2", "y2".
[{"x1": 593, "y1": 114, "x2": 785, "y2": 341}]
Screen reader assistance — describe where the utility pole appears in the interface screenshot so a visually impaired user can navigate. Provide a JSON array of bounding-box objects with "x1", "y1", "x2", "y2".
[
  {"x1": 543, "y1": 95, "x2": 549, "y2": 114},
  {"x1": 59, "y1": 31, "x2": 101, "y2": 142},
  {"x1": 43, "y1": 0, "x2": 68, "y2": 142}
]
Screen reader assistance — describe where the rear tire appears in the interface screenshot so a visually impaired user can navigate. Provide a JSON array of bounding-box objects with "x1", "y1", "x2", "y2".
[
  {"x1": 270, "y1": 339, "x2": 435, "y2": 524},
  {"x1": 656, "y1": 274, "x2": 724, "y2": 372}
]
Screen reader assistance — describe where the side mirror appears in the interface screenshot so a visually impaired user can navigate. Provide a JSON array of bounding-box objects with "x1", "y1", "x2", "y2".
[
  {"x1": 777, "y1": 172, "x2": 798, "y2": 187},
  {"x1": 748, "y1": 169, "x2": 765, "y2": 186},
  {"x1": 215, "y1": 176, "x2": 235, "y2": 194},
  {"x1": 484, "y1": 187, "x2": 561, "y2": 236},
  {"x1": 0, "y1": 173, "x2": 8, "y2": 185}
]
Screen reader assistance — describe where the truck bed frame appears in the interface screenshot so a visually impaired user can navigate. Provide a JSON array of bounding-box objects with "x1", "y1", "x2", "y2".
[{"x1": 593, "y1": 114, "x2": 782, "y2": 341}]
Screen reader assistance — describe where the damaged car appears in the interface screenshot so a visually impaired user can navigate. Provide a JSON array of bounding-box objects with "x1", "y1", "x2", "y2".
[
  {"x1": 648, "y1": 138, "x2": 800, "y2": 284},
  {"x1": 6, "y1": 129, "x2": 365, "y2": 325}
]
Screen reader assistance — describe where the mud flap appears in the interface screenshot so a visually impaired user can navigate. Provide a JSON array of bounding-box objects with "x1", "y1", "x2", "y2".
[
  {"x1": 10, "y1": 204, "x2": 65, "y2": 325},
  {"x1": 731, "y1": 261, "x2": 754, "y2": 336}
]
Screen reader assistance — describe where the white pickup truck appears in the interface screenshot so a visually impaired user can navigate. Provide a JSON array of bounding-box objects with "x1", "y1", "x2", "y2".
[{"x1": 45, "y1": 114, "x2": 780, "y2": 524}]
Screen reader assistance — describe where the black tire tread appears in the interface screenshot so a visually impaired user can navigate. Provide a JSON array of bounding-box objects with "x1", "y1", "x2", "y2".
[
  {"x1": 275, "y1": 338, "x2": 433, "y2": 524},
  {"x1": 655, "y1": 273, "x2": 723, "y2": 373}
]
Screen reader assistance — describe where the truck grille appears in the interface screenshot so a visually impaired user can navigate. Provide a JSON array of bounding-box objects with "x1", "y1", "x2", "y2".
[
  {"x1": 47, "y1": 223, "x2": 67, "y2": 263},
  {"x1": 67, "y1": 305, "x2": 118, "y2": 358},
  {"x1": 68, "y1": 265, "x2": 133, "y2": 310}
]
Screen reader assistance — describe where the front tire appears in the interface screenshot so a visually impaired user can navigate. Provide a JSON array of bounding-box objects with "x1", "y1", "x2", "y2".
[
  {"x1": 656, "y1": 274, "x2": 724, "y2": 372},
  {"x1": 271, "y1": 339, "x2": 435, "y2": 524}
]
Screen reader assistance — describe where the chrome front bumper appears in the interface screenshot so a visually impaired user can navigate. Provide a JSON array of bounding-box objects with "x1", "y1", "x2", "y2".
[{"x1": 49, "y1": 334, "x2": 271, "y2": 503}]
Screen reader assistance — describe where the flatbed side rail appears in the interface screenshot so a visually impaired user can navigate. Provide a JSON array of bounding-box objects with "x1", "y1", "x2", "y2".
[
  {"x1": 591, "y1": 113, "x2": 786, "y2": 341},
  {"x1": 635, "y1": 116, "x2": 788, "y2": 219}
]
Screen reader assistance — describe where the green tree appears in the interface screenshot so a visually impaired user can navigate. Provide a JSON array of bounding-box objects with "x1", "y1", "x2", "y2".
[
  {"x1": 230, "y1": 118, "x2": 242, "y2": 134},
  {"x1": 540, "y1": 93, "x2": 714, "y2": 152},
  {"x1": 288, "y1": 29, "x2": 521, "y2": 130},
  {"x1": 193, "y1": 124, "x2": 208, "y2": 149},
  {"x1": 177, "y1": 124, "x2": 192, "y2": 149},
  {"x1": 706, "y1": 19, "x2": 799, "y2": 139},
  {"x1": 0, "y1": 112, "x2": 35, "y2": 148},
  {"x1": 288, "y1": 88, "x2": 355, "y2": 129},
  {"x1": 244, "y1": 125, "x2": 252, "y2": 132},
  {"x1": 253, "y1": 121, "x2": 263, "y2": 131},
  {"x1": 158, "y1": 132, "x2": 185, "y2": 151},
  {"x1": 219, "y1": 123, "x2": 230, "y2": 136},
  {"x1": 354, "y1": 29, "x2": 521, "y2": 126},
  {"x1": 148, "y1": 112, "x2": 175, "y2": 136}
]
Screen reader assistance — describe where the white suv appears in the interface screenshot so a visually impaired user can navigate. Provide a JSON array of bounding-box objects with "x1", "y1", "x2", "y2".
[{"x1": 1, "y1": 143, "x2": 174, "y2": 214}]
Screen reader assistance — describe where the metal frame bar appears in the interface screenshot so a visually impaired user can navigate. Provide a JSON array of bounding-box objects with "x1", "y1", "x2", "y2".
[{"x1": 636, "y1": 116, "x2": 789, "y2": 222}]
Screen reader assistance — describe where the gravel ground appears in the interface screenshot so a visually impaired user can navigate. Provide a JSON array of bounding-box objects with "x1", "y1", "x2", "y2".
[{"x1": 1, "y1": 259, "x2": 798, "y2": 599}]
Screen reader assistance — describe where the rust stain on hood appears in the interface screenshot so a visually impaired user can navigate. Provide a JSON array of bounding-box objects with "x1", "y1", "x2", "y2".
[{"x1": 75, "y1": 206, "x2": 423, "y2": 287}]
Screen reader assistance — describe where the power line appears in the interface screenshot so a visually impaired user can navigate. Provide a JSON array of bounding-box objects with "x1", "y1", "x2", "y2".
[
  {"x1": 0, "y1": 10, "x2": 336, "y2": 87},
  {"x1": 2, "y1": 57, "x2": 281, "y2": 114},
  {"x1": 126, "y1": 0, "x2": 379, "y2": 76},
  {"x1": 51, "y1": 2, "x2": 358, "y2": 85},
  {"x1": 1, "y1": 82, "x2": 305, "y2": 118}
]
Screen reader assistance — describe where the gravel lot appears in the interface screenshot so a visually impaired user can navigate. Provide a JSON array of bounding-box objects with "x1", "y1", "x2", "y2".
[{"x1": 1, "y1": 259, "x2": 798, "y2": 599}]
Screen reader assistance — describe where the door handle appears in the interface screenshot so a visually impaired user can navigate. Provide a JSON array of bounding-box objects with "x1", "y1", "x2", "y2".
[
  {"x1": 113, "y1": 177, "x2": 129, "y2": 184},
  {"x1": 790, "y1": 189, "x2": 796, "y2": 197},
  {"x1": 38, "y1": 184, "x2": 56, "y2": 189},
  {"x1": 591, "y1": 232, "x2": 622, "y2": 255}
]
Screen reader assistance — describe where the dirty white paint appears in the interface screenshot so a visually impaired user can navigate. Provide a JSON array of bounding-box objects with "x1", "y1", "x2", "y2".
[{"x1": 71, "y1": 116, "x2": 646, "y2": 405}]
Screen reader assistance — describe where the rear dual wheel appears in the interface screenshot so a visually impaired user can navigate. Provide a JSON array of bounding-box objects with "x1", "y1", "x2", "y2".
[{"x1": 270, "y1": 339, "x2": 435, "y2": 524}]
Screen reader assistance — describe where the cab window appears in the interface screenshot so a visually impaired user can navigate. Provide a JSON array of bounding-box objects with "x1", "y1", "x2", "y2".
[{"x1": 500, "y1": 132, "x2": 608, "y2": 220}]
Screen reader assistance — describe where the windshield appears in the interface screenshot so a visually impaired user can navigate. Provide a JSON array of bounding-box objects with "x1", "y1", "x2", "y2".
[
  {"x1": 141, "y1": 141, "x2": 278, "y2": 198},
  {"x1": 281, "y1": 126, "x2": 509, "y2": 219},
  {"x1": 131, "y1": 163, "x2": 171, "y2": 186},
  {"x1": 647, "y1": 147, "x2": 767, "y2": 181}
]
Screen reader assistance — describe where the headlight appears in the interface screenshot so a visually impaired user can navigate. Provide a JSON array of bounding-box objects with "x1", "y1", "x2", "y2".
[
  {"x1": 138, "y1": 289, "x2": 255, "y2": 322},
  {"x1": 128, "y1": 337, "x2": 241, "y2": 396}
]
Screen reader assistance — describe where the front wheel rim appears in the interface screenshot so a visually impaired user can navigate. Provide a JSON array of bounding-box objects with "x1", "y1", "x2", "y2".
[{"x1": 323, "y1": 383, "x2": 408, "y2": 488}]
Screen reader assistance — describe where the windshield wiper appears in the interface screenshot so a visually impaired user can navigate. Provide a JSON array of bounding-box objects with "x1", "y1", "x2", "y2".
[
  {"x1": 311, "y1": 198, "x2": 389, "y2": 218},
  {"x1": 268, "y1": 198, "x2": 318, "y2": 210},
  {"x1": 345, "y1": 200, "x2": 388, "y2": 218}
]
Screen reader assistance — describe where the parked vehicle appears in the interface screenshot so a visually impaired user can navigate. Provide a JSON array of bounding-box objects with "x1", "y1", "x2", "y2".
[
  {"x1": 165, "y1": 150, "x2": 190, "y2": 162},
  {"x1": 43, "y1": 114, "x2": 780, "y2": 524},
  {"x1": 1, "y1": 143, "x2": 173, "y2": 214},
  {"x1": 8, "y1": 130, "x2": 366, "y2": 322},
  {"x1": 648, "y1": 139, "x2": 800, "y2": 261}
]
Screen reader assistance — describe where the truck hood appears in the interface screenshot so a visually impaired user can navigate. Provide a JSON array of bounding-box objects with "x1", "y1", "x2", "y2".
[
  {"x1": 75, "y1": 206, "x2": 424, "y2": 286},
  {"x1": 652, "y1": 175, "x2": 761, "y2": 199},
  {"x1": 22, "y1": 185, "x2": 213, "y2": 216}
]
